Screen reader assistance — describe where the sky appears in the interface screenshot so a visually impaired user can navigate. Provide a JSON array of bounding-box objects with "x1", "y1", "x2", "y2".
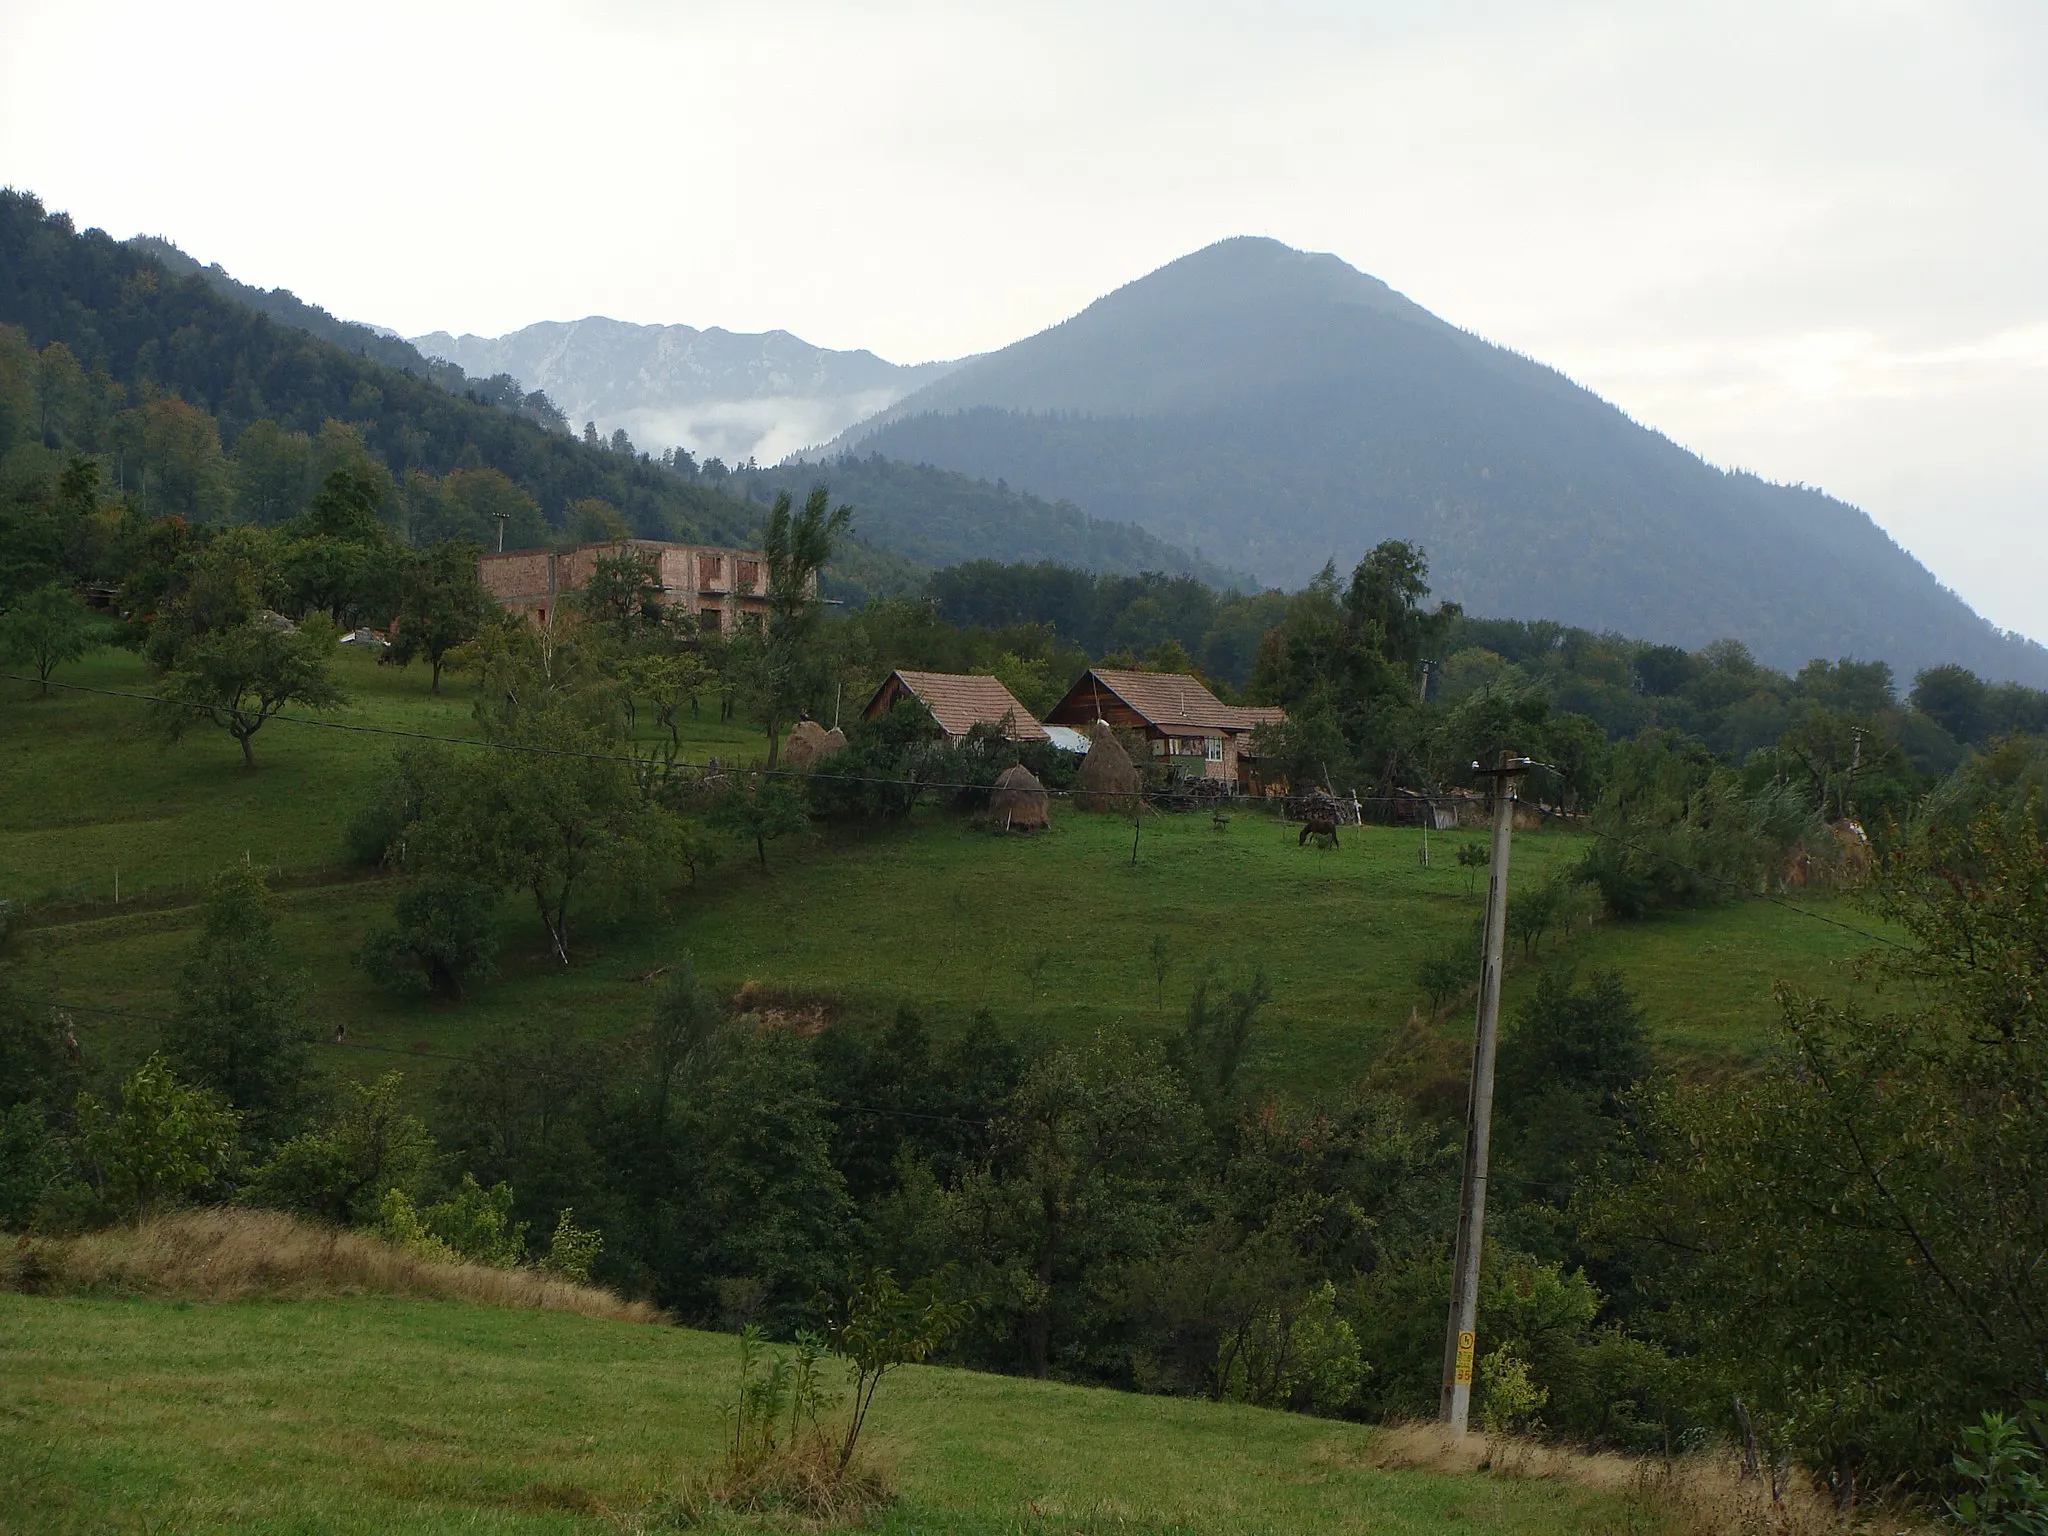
[{"x1": 4, "y1": 0, "x2": 2043, "y2": 641}]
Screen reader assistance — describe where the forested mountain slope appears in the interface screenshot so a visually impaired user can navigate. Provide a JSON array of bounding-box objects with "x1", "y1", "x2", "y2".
[
  {"x1": 0, "y1": 191, "x2": 760, "y2": 548},
  {"x1": 734, "y1": 454, "x2": 1244, "y2": 586},
  {"x1": 834, "y1": 236, "x2": 2048, "y2": 685}
]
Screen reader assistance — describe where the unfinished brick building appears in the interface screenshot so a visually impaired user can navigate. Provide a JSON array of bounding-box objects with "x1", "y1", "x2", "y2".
[{"x1": 477, "y1": 540, "x2": 773, "y2": 632}]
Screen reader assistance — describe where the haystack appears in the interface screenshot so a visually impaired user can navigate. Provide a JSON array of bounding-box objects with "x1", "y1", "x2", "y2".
[
  {"x1": 1074, "y1": 720, "x2": 1142, "y2": 812},
  {"x1": 784, "y1": 721, "x2": 847, "y2": 771},
  {"x1": 988, "y1": 763, "x2": 1051, "y2": 831}
]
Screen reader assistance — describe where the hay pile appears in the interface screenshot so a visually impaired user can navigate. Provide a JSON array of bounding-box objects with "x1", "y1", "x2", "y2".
[
  {"x1": 988, "y1": 763, "x2": 1050, "y2": 831},
  {"x1": 1074, "y1": 720, "x2": 1141, "y2": 812},
  {"x1": 783, "y1": 721, "x2": 847, "y2": 771}
]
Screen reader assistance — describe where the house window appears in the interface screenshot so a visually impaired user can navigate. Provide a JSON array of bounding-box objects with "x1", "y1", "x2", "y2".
[
  {"x1": 1151, "y1": 738, "x2": 1168, "y2": 757},
  {"x1": 698, "y1": 554, "x2": 724, "y2": 587},
  {"x1": 699, "y1": 604, "x2": 722, "y2": 632},
  {"x1": 737, "y1": 558, "x2": 761, "y2": 590},
  {"x1": 1206, "y1": 737, "x2": 1223, "y2": 763}
]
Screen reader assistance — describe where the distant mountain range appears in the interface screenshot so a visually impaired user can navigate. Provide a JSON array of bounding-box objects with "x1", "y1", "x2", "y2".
[
  {"x1": 824, "y1": 237, "x2": 2048, "y2": 686},
  {"x1": 412, "y1": 319, "x2": 960, "y2": 467}
]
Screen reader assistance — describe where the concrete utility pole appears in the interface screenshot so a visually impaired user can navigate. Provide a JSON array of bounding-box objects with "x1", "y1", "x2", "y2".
[{"x1": 1439, "y1": 750, "x2": 1533, "y2": 1435}]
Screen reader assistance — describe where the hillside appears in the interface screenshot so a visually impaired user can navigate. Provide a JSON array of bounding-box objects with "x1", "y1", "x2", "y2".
[
  {"x1": 736, "y1": 455, "x2": 1247, "y2": 586},
  {"x1": 126, "y1": 237, "x2": 487, "y2": 397},
  {"x1": 414, "y1": 315, "x2": 960, "y2": 467},
  {"x1": 2, "y1": 649, "x2": 1878, "y2": 1099},
  {"x1": 0, "y1": 191, "x2": 756, "y2": 550},
  {"x1": 833, "y1": 236, "x2": 2048, "y2": 686},
  {"x1": 0, "y1": 1293, "x2": 1650, "y2": 1534}
]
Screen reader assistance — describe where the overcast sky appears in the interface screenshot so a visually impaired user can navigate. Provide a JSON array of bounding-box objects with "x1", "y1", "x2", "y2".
[{"x1": 5, "y1": 0, "x2": 2043, "y2": 642}]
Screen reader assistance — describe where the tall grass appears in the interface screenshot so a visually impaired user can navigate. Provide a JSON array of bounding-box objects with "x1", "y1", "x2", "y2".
[
  {"x1": 1, "y1": 1207, "x2": 662, "y2": 1323},
  {"x1": 1363, "y1": 1422, "x2": 1928, "y2": 1535}
]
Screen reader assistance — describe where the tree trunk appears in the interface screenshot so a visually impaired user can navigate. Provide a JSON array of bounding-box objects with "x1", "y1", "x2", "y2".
[
  {"x1": 430, "y1": 657, "x2": 442, "y2": 693},
  {"x1": 239, "y1": 731, "x2": 257, "y2": 769}
]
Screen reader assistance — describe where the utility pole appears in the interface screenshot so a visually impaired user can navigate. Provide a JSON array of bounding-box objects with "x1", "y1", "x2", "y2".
[
  {"x1": 1439, "y1": 750, "x2": 1533, "y2": 1435},
  {"x1": 492, "y1": 510, "x2": 510, "y2": 553}
]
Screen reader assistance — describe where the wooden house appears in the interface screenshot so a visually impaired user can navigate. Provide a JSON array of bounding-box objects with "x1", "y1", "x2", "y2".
[
  {"x1": 862, "y1": 670, "x2": 1050, "y2": 742},
  {"x1": 1042, "y1": 668, "x2": 1286, "y2": 793}
]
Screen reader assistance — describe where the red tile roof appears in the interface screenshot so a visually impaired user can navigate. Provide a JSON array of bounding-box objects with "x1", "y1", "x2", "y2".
[
  {"x1": 1073, "y1": 669, "x2": 1285, "y2": 735},
  {"x1": 877, "y1": 671, "x2": 1050, "y2": 741}
]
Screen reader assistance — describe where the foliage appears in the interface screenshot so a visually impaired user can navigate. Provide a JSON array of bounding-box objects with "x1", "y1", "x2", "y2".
[
  {"x1": 74, "y1": 1055, "x2": 241, "y2": 1223},
  {"x1": 750, "y1": 484, "x2": 851, "y2": 767},
  {"x1": 1167, "y1": 965, "x2": 1272, "y2": 1120},
  {"x1": 1, "y1": 579, "x2": 95, "y2": 694},
  {"x1": 162, "y1": 863, "x2": 313, "y2": 1148},
  {"x1": 826, "y1": 1266, "x2": 979, "y2": 1470},
  {"x1": 376, "y1": 1174, "x2": 527, "y2": 1268},
  {"x1": 243, "y1": 1073, "x2": 437, "y2": 1226},
  {"x1": 385, "y1": 539, "x2": 488, "y2": 691},
  {"x1": 539, "y1": 1208, "x2": 604, "y2": 1282},
  {"x1": 355, "y1": 875, "x2": 501, "y2": 1000},
  {"x1": 1602, "y1": 805, "x2": 2048, "y2": 1490},
  {"x1": 708, "y1": 773, "x2": 812, "y2": 870},
  {"x1": 396, "y1": 699, "x2": 694, "y2": 966},
  {"x1": 1952, "y1": 1410, "x2": 2048, "y2": 1535},
  {"x1": 1477, "y1": 1345, "x2": 1548, "y2": 1436}
]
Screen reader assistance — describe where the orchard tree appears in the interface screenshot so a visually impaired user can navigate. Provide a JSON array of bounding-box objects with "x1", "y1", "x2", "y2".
[
  {"x1": 387, "y1": 539, "x2": 489, "y2": 691},
  {"x1": 1, "y1": 580, "x2": 95, "y2": 694},
  {"x1": 147, "y1": 527, "x2": 346, "y2": 767},
  {"x1": 157, "y1": 613, "x2": 344, "y2": 767},
  {"x1": 709, "y1": 774, "x2": 811, "y2": 870}
]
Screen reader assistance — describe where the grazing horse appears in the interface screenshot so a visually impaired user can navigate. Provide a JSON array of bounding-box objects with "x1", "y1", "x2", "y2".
[{"x1": 1298, "y1": 800, "x2": 1341, "y2": 848}]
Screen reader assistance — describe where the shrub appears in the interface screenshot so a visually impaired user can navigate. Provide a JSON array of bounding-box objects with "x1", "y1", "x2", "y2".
[{"x1": 356, "y1": 876, "x2": 501, "y2": 999}]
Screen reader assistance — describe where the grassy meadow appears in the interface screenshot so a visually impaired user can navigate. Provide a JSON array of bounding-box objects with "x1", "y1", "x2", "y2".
[
  {"x1": 0, "y1": 1291, "x2": 1648, "y2": 1535},
  {"x1": 0, "y1": 647, "x2": 1886, "y2": 1103}
]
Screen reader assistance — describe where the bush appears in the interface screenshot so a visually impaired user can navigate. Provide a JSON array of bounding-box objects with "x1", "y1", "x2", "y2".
[
  {"x1": 376, "y1": 1174, "x2": 526, "y2": 1268},
  {"x1": 356, "y1": 876, "x2": 501, "y2": 1000},
  {"x1": 1952, "y1": 1411, "x2": 2048, "y2": 1534}
]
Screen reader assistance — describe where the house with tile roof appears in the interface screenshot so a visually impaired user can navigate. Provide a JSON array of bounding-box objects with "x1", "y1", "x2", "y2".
[
  {"x1": 1042, "y1": 667, "x2": 1286, "y2": 792},
  {"x1": 862, "y1": 670, "x2": 1050, "y2": 742}
]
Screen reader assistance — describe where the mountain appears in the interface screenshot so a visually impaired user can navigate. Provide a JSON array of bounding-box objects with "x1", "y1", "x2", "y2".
[
  {"x1": 413, "y1": 318, "x2": 959, "y2": 467},
  {"x1": 2, "y1": 192, "x2": 762, "y2": 554},
  {"x1": 830, "y1": 237, "x2": 2048, "y2": 687}
]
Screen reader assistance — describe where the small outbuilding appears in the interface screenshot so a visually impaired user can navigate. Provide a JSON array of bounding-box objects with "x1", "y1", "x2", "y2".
[
  {"x1": 988, "y1": 764, "x2": 1051, "y2": 832},
  {"x1": 1074, "y1": 720, "x2": 1143, "y2": 812}
]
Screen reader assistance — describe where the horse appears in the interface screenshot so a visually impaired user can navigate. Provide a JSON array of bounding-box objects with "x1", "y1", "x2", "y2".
[{"x1": 1298, "y1": 803, "x2": 1341, "y2": 848}]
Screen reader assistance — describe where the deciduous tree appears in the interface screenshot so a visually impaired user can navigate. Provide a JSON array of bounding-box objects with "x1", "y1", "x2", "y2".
[{"x1": 0, "y1": 579, "x2": 95, "y2": 694}]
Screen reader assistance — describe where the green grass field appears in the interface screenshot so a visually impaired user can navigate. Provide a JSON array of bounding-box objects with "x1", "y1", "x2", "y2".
[
  {"x1": 1, "y1": 650, "x2": 1886, "y2": 1102},
  {"x1": 0, "y1": 1293, "x2": 1644, "y2": 1534}
]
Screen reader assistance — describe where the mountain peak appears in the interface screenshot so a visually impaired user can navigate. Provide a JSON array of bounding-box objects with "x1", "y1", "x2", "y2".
[{"x1": 828, "y1": 239, "x2": 2048, "y2": 686}]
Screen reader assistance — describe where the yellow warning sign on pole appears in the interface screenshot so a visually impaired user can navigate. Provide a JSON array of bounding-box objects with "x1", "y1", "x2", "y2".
[{"x1": 1454, "y1": 1330, "x2": 1476, "y2": 1385}]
